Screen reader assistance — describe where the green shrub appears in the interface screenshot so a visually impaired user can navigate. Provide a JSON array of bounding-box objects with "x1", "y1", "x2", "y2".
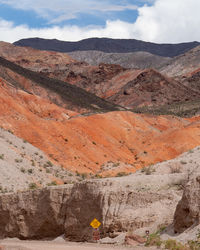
[
  {"x1": 116, "y1": 172, "x2": 128, "y2": 177},
  {"x1": 46, "y1": 161, "x2": 53, "y2": 167},
  {"x1": 94, "y1": 174, "x2": 102, "y2": 178},
  {"x1": 29, "y1": 183, "x2": 38, "y2": 190},
  {"x1": 165, "y1": 239, "x2": 187, "y2": 250},
  {"x1": 28, "y1": 169, "x2": 33, "y2": 174},
  {"x1": 20, "y1": 167, "x2": 26, "y2": 173},
  {"x1": 47, "y1": 181, "x2": 57, "y2": 186},
  {"x1": 141, "y1": 166, "x2": 155, "y2": 175},
  {"x1": 15, "y1": 159, "x2": 22, "y2": 163},
  {"x1": 43, "y1": 161, "x2": 53, "y2": 168},
  {"x1": 188, "y1": 240, "x2": 200, "y2": 250},
  {"x1": 81, "y1": 173, "x2": 88, "y2": 179},
  {"x1": 145, "y1": 232, "x2": 162, "y2": 247}
]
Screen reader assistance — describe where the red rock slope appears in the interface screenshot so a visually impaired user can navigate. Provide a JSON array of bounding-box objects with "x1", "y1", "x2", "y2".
[
  {"x1": 0, "y1": 41, "x2": 75, "y2": 71},
  {"x1": 1, "y1": 77, "x2": 200, "y2": 175}
]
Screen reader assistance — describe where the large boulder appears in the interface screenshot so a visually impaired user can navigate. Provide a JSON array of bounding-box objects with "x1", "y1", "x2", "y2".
[{"x1": 174, "y1": 175, "x2": 200, "y2": 233}]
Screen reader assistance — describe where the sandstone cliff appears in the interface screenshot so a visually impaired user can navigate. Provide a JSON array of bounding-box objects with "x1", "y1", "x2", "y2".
[{"x1": 0, "y1": 174, "x2": 183, "y2": 241}]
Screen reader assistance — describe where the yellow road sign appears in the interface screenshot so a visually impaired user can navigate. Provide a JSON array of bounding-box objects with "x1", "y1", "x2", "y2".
[{"x1": 90, "y1": 218, "x2": 101, "y2": 229}]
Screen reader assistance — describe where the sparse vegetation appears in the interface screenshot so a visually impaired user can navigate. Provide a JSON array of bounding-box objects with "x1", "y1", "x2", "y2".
[
  {"x1": 132, "y1": 99, "x2": 200, "y2": 118},
  {"x1": 0, "y1": 154, "x2": 4, "y2": 160},
  {"x1": 116, "y1": 172, "x2": 129, "y2": 177},
  {"x1": 31, "y1": 160, "x2": 35, "y2": 166},
  {"x1": 29, "y1": 183, "x2": 38, "y2": 190},
  {"x1": 144, "y1": 228, "x2": 200, "y2": 250},
  {"x1": 7, "y1": 129, "x2": 13, "y2": 134},
  {"x1": 20, "y1": 167, "x2": 26, "y2": 173},
  {"x1": 141, "y1": 165, "x2": 155, "y2": 175},
  {"x1": 28, "y1": 169, "x2": 33, "y2": 174},
  {"x1": 145, "y1": 232, "x2": 162, "y2": 247},
  {"x1": 112, "y1": 162, "x2": 120, "y2": 168},
  {"x1": 81, "y1": 173, "x2": 88, "y2": 179},
  {"x1": 170, "y1": 164, "x2": 181, "y2": 174},
  {"x1": 180, "y1": 160, "x2": 187, "y2": 165},
  {"x1": 76, "y1": 171, "x2": 80, "y2": 176},
  {"x1": 15, "y1": 159, "x2": 22, "y2": 163},
  {"x1": 164, "y1": 239, "x2": 187, "y2": 250},
  {"x1": 43, "y1": 161, "x2": 53, "y2": 168},
  {"x1": 47, "y1": 181, "x2": 57, "y2": 186},
  {"x1": 94, "y1": 174, "x2": 102, "y2": 178}
]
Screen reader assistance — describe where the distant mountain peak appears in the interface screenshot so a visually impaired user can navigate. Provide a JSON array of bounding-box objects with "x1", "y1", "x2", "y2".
[{"x1": 14, "y1": 37, "x2": 200, "y2": 58}]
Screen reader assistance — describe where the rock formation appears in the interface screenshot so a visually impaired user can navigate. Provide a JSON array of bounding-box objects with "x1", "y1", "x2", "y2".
[
  {"x1": 174, "y1": 175, "x2": 200, "y2": 233},
  {"x1": 0, "y1": 174, "x2": 183, "y2": 241}
]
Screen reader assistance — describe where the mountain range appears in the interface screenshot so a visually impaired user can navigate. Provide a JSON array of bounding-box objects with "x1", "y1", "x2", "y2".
[
  {"x1": 14, "y1": 37, "x2": 200, "y2": 57},
  {"x1": 0, "y1": 38, "x2": 199, "y2": 175}
]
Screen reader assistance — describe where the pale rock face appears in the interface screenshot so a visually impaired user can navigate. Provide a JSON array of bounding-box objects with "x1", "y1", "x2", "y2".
[
  {"x1": 0, "y1": 175, "x2": 182, "y2": 241},
  {"x1": 174, "y1": 175, "x2": 200, "y2": 233},
  {"x1": 0, "y1": 187, "x2": 72, "y2": 239}
]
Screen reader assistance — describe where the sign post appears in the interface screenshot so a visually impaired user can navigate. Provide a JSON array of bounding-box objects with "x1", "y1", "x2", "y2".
[{"x1": 90, "y1": 218, "x2": 101, "y2": 242}]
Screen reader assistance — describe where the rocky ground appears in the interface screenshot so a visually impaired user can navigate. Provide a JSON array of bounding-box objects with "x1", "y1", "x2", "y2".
[{"x1": 0, "y1": 127, "x2": 78, "y2": 192}]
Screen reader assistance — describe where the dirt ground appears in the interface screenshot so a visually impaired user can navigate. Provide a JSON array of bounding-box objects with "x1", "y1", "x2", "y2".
[{"x1": 0, "y1": 239, "x2": 158, "y2": 250}]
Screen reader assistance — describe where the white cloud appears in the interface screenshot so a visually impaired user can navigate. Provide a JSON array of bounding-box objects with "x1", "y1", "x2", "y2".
[
  {"x1": 0, "y1": 0, "x2": 138, "y2": 23},
  {"x1": 0, "y1": 19, "x2": 135, "y2": 43},
  {"x1": 133, "y1": 0, "x2": 200, "y2": 43},
  {"x1": 0, "y1": 0, "x2": 200, "y2": 43}
]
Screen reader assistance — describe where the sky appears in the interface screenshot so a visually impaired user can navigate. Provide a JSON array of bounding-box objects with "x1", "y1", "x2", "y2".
[{"x1": 0, "y1": 0, "x2": 199, "y2": 44}]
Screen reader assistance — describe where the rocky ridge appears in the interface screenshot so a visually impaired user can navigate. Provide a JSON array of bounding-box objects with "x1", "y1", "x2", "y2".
[
  {"x1": 0, "y1": 56, "x2": 121, "y2": 113},
  {"x1": 68, "y1": 50, "x2": 171, "y2": 69},
  {"x1": 161, "y1": 45, "x2": 200, "y2": 77},
  {"x1": 2, "y1": 42, "x2": 200, "y2": 110},
  {"x1": 14, "y1": 37, "x2": 200, "y2": 57}
]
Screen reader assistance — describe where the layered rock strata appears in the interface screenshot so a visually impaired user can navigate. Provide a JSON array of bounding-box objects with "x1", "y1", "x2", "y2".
[{"x1": 0, "y1": 174, "x2": 183, "y2": 241}]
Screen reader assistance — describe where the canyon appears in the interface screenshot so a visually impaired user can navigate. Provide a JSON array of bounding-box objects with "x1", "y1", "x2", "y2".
[{"x1": 0, "y1": 38, "x2": 200, "y2": 248}]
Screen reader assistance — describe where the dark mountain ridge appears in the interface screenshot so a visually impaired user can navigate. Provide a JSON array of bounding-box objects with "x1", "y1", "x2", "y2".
[
  {"x1": 0, "y1": 56, "x2": 122, "y2": 113},
  {"x1": 14, "y1": 37, "x2": 200, "y2": 58}
]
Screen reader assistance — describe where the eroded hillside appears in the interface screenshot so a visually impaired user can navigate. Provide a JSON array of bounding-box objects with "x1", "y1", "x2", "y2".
[{"x1": 1, "y1": 74, "x2": 200, "y2": 175}]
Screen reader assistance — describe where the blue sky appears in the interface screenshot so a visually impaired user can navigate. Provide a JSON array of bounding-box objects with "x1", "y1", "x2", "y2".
[
  {"x1": 0, "y1": 0, "x2": 149, "y2": 27},
  {"x1": 0, "y1": 0, "x2": 199, "y2": 43}
]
